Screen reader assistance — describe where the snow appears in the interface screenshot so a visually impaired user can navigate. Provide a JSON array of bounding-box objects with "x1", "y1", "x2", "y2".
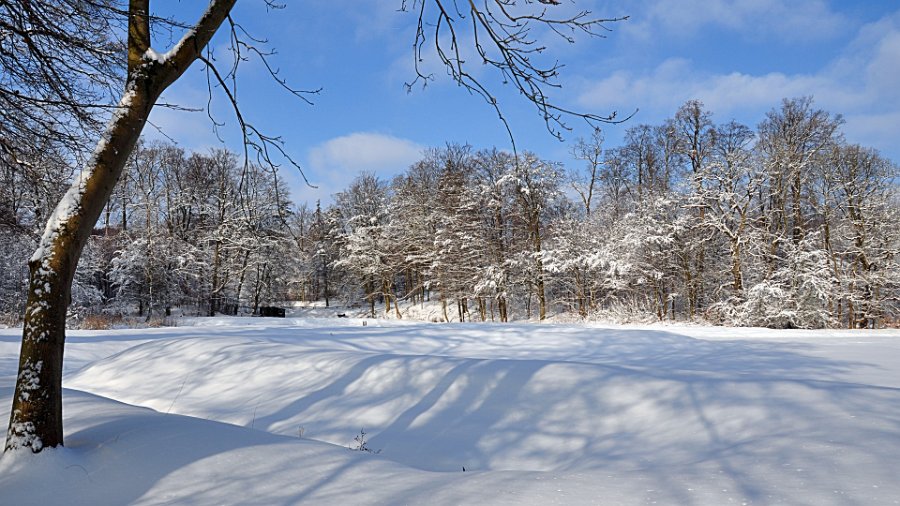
[
  {"x1": 142, "y1": 41, "x2": 186, "y2": 65},
  {"x1": 1, "y1": 318, "x2": 899, "y2": 505},
  {"x1": 143, "y1": 47, "x2": 163, "y2": 62},
  {"x1": 141, "y1": 12, "x2": 201, "y2": 66}
]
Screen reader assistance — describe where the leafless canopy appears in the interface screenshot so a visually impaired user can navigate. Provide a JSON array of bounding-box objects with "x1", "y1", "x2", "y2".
[
  {"x1": 197, "y1": 1, "x2": 322, "y2": 188},
  {"x1": 0, "y1": 0, "x2": 123, "y2": 163},
  {"x1": 0, "y1": 0, "x2": 319, "y2": 190},
  {"x1": 403, "y1": 0, "x2": 629, "y2": 144}
]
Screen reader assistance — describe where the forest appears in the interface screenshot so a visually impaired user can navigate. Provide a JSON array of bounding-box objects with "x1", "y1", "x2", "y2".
[{"x1": 1, "y1": 97, "x2": 897, "y2": 329}]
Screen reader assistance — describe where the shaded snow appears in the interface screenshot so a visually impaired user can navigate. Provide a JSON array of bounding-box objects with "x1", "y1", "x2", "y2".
[{"x1": 0, "y1": 319, "x2": 899, "y2": 505}]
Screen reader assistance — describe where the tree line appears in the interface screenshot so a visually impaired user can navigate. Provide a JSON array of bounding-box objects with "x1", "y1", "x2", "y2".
[
  {"x1": 296, "y1": 97, "x2": 900, "y2": 328},
  {"x1": 0, "y1": 142, "x2": 294, "y2": 323},
  {"x1": 1, "y1": 97, "x2": 897, "y2": 328}
]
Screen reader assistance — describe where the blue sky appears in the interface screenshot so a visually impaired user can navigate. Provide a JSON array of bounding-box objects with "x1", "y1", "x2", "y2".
[{"x1": 148, "y1": 1, "x2": 900, "y2": 204}]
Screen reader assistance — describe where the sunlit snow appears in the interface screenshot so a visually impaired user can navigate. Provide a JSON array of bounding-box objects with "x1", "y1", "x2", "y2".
[{"x1": 1, "y1": 316, "x2": 898, "y2": 505}]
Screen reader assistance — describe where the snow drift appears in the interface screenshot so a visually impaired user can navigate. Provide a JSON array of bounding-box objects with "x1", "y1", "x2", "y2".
[{"x1": 1, "y1": 319, "x2": 899, "y2": 504}]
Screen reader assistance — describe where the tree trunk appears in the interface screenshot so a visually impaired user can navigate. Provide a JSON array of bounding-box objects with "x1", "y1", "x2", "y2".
[
  {"x1": 6, "y1": 92, "x2": 156, "y2": 450},
  {"x1": 322, "y1": 256, "x2": 330, "y2": 307},
  {"x1": 209, "y1": 227, "x2": 224, "y2": 316},
  {"x1": 655, "y1": 283, "x2": 663, "y2": 320},
  {"x1": 253, "y1": 265, "x2": 262, "y2": 315},
  {"x1": 235, "y1": 249, "x2": 251, "y2": 307},
  {"x1": 532, "y1": 219, "x2": 547, "y2": 320},
  {"x1": 383, "y1": 279, "x2": 391, "y2": 314},
  {"x1": 6, "y1": 0, "x2": 236, "y2": 453},
  {"x1": 367, "y1": 278, "x2": 376, "y2": 318},
  {"x1": 730, "y1": 238, "x2": 743, "y2": 293},
  {"x1": 791, "y1": 171, "x2": 803, "y2": 245}
]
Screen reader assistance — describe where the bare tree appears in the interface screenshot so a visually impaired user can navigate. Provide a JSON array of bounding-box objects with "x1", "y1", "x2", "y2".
[
  {"x1": 758, "y1": 97, "x2": 842, "y2": 248},
  {"x1": 5, "y1": 0, "x2": 624, "y2": 453},
  {"x1": 0, "y1": 0, "x2": 122, "y2": 167},
  {"x1": 6, "y1": 0, "x2": 237, "y2": 453},
  {"x1": 704, "y1": 121, "x2": 759, "y2": 294},
  {"x1": 673, "y1": 100, "x2": 716, "y2": 319},
  {"x1": 570, "y1": 130, "x2": 603, "y2": 216},
  {"x1": 404, "y1": 0, "x2": 628, "y2": 144},
  {"x1": 510, "y1": 152, "x2": 564, "y2": 320},
  {"x1": 830, "y1": 144, "x2": 898, "y2": 328}
]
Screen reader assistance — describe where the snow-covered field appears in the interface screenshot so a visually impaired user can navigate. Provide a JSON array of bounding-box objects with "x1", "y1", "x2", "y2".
[{"x1": 1, "y1": 317, "x2": 899, "y2": 505}]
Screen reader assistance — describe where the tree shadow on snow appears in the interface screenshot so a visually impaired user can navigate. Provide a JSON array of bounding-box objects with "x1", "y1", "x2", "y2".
[{"x1": 3, "y1": 324, "x2": 898, "y2": 505}]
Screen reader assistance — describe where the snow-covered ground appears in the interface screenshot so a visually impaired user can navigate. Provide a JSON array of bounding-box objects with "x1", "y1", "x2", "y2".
[{"x1": 1, "y1": 317, "x2": 899, "y2": 505}]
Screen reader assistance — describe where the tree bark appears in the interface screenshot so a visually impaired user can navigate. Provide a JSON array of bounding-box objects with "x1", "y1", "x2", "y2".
[
  {"x1": 531, "y1": 215, "x2": 547, "y2": 320},
  {"x1": 209, "y1": 240, "x2": 223, "y2": 316},
  {"x1": 6, "y1": 0, "x2": 237, "y2": 453},
  {"x1": 730, "y1": 238, "x2": 744, "y2": 293}
]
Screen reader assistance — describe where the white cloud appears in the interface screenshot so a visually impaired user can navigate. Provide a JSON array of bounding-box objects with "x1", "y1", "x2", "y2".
[
  {"x1": 862, "y1": 29, "x2": 900, "y2": 104},
  {"x1": 620, "y1": 0, "x2": 845, "y2": 43},
  {"x1": 579, "y1": 59, "x2": 851, "y2": 114},
  {"x1": 577, "y1": 11, "x2": 900, "y2": 158},
  {"x1": 291, "y1": 132, "x2": 425, "y2": 204},
  {"x1": 308, "y1": 132, "x2": 424, "y2": 176},
  {"x1": 841, "y1": 110, "x2": 900, "y2": 157}
]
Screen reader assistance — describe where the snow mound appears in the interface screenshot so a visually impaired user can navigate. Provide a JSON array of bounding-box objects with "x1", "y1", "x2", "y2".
[{"x1": 2, "y1": 322, "x2": 900, "y2": 504}]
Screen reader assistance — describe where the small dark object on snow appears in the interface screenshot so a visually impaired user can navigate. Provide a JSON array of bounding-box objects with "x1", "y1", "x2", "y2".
[
  {"x1": 337, "y1": 313, "x2": 347, "y2": 318},
  {"x1": 258, "y1": 306, "x2": 286, "y2": 318}
]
